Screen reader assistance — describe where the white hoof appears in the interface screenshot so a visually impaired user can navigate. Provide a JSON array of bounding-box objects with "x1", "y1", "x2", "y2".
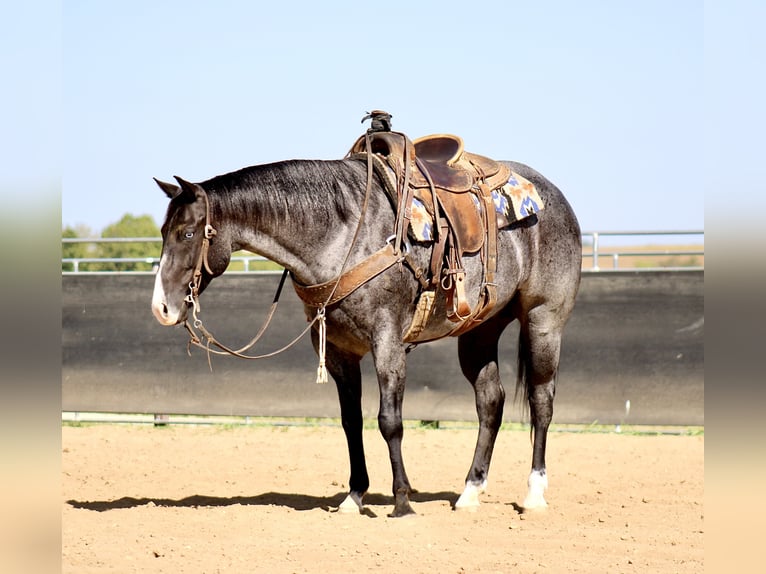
[
  {"x1": 454, "y1": 480, "x2": 487, "y2": 511},
  {"x1": 522, "y1": 492, "x2": 548, "y2": 510},
  {"x1": 337, "y1": 492, "x2": 365, "y2": 514},
  {"x1": 522, "y1": 470, "x2": 548, "y2": 510}
]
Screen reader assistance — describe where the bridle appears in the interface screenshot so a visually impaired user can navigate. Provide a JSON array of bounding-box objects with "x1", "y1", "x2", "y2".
[
  {"x1": 184, "y1": 187, "x2": 217, "y2": 319},
  {"x1": 177, "y1": 126, "x2": 423, "y2": 380},
  {"x1": 180, "y1": 186, "x2": 311, "y2": 367}
]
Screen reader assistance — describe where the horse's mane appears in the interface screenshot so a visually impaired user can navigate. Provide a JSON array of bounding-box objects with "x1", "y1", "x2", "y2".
[{"x1": 200, "y1": 159, "x2": 365, "y2": 228}]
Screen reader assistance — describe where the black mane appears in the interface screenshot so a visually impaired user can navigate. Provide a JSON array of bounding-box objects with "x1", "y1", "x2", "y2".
[{"x1": 200, "y1": 159, "x2": 366, "y2": 228}]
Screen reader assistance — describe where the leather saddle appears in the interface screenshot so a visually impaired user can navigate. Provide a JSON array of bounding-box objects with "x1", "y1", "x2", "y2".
[
  {"x1": 348, "y1": 115, "x2": 508, "y2": 328},
  {"x1": 349, "y1": 130, "x2": 509, "y2": 254}
]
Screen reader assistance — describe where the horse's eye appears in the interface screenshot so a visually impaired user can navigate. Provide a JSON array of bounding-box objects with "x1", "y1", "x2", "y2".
[{"x1": 184, "y1": 231, "x2": 194, "y2": 239}]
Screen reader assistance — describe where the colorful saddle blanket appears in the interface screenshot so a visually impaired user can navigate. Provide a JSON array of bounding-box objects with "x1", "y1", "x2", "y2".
[{"x1": 409, "y1": 170, "x2": 544, "y2": 242}]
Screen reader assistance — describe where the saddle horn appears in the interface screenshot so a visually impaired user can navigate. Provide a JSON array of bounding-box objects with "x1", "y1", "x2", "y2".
[{"x1": 362, "y1": 110, "x2": 393, "y2": 132}]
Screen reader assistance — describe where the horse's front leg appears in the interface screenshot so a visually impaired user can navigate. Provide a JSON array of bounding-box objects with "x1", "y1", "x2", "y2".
[
  {"x1": 372, "y1": 337, "x2": 415, "y2": 517},
  {"x1": 313, "y1": 333, "x2": 369, "y2": 513}
]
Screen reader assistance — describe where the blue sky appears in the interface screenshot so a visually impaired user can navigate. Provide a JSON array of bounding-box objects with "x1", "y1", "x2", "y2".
[
  {"x1": 12, "y1": 1, "x2": 766, "y2": 241},
  {"x1": 55, "y1": 0, "x2": 710, "y2": 237}
]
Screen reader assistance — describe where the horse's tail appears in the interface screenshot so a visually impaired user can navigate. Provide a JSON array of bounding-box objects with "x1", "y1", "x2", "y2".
[{"x1": 514, "y1": 330, "x2": 531, "y2": 435}]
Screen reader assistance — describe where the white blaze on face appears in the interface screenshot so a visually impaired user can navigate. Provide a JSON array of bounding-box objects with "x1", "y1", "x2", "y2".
[{"x1": 151, "y1": 256, "x2": 181, "y2": 326}]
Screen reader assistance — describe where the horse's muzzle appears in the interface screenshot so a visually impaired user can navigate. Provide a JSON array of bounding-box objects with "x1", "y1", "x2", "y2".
[
  {"x1": 152, "y1": 301, "x2": 175, "y2": 326},
  {"x1": 151, "y1": 299, "x2": 187, "y2": 326}
]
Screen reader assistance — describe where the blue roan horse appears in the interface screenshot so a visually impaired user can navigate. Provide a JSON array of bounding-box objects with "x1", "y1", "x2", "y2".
[{"x1": 151, "y1": 129, "x2": 581, "y2": 517}]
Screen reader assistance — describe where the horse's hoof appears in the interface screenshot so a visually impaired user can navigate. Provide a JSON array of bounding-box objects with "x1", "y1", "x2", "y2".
[
  {"x1": 388, "y1": 505, "x2": 416, "y2": 518},
  {"x1": 521, "y1": 495, "x2": 548, "y2": 511},
  {"x1": 454, "y1": 480, "x2": 487, "y2": 511},
  {"x1": 388, "y1": 491, "x2": 416, "y2": 517},
  {"x1": 522, "y1": 470, "x2": 548, "y2": 511},
  {"x1": 337, "y1": 492, "x2": 364, "y2": 514},
  {"x1": 453, "y1": 502, "x2": 479, "y2": 512}
]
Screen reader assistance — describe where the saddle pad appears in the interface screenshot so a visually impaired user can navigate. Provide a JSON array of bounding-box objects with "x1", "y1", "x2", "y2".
[{"x1": 409, "y1": 171, "x2": 544, "y2": 243}]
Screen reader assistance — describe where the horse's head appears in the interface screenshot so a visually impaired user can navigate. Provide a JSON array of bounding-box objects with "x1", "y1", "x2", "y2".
[{"x1": 151, "y1": 177, "x2": 230, "y2": 326}]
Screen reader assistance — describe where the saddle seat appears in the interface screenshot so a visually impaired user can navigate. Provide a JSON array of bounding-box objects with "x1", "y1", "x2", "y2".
[
  {"x1": 349, "y1": 130, "x2": 509, "y2": 254},
  {"x1": 412, "y1": 134, "x2": 507, "y2": 194},
  {"x1": 413, "y1": 133, "x2": 463, "y2": 165}
]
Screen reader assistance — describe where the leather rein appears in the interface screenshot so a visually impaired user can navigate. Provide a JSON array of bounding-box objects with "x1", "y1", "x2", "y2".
[
  {"x1": 181, "y1": 189, "x2": 313, "y2": 365},
  {"x1": 181, "y1": 130, "x2": 425, "y2": 378}
]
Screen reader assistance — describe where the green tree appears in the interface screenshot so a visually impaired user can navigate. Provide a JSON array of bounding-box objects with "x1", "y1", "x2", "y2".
[
  {"x1": 95, "y1": 214, "x2": 161, "y2": 271},
  {"x1": 62, "y1": 225, "x2": 95, "y2": 271}
]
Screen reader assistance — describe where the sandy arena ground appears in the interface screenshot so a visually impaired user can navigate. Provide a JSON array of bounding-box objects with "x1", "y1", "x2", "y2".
[{"x1": 62, "y1": 423, "x2": 703, "y2": 573}]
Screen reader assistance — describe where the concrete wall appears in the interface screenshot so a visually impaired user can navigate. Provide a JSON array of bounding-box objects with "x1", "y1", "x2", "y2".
[{"x1": 62, "y1": 271, "x2": 703, "y2": 425}]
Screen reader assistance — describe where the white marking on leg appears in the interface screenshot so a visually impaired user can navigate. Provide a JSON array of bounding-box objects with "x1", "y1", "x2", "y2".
[
  {"x1": 522, "y1": 469, "x2": 548, "y2": 510},
  {"x1": 454, "y1": 479, "x2": 487, "y2": 511},
  {"x1": 337, "y1": 492, "x2": 365, "y2": 514}
]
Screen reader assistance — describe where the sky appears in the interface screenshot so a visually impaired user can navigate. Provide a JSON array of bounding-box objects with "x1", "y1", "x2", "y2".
[
  {"x1": 6, "y1": 1, "x2": 765, "y2": 242},
  {"x1": 51, "y1": 0, "x2": 711, "y2": 237}
]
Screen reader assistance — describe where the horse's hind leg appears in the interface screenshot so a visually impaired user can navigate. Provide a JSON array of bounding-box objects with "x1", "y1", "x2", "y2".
[
  {"x1": 454, "y1": 312, "x2": 511, "y2": 510},
  {"x1": 314, "y1": 334, "x2": 369, "y2": 513},
  {"x1": 518, "y1": 304, "x2": 567, "y2": 510}
]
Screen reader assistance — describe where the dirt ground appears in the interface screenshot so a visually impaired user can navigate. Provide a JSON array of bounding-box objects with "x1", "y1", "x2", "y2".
[{"x1": 62, "y1": 423, "x2": 704, "y2": 573}]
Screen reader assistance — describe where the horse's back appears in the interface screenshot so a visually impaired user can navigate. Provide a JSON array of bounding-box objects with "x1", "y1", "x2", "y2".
[
  {"x1": 500, "y1": 161, "x2": 582, "y2": 311},
  {"x1": 502, "y1": 160, "x2": 580, "y2": 239}
]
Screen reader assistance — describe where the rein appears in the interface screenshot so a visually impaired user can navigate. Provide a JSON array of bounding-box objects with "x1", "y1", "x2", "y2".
[
  {"x1": 181, "y1": 128, "x2": 415, "y2": 382},
  {"x1": 184, "y1": 267, "x2": 322, "y2": 362},
  {"x1": 182, "y1": 184, "x2": 318, "y2": 365}
]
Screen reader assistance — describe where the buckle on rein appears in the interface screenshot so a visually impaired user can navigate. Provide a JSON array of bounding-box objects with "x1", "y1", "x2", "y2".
[
  {"x1": 185, "y1": 280, "x2": 203, "y2": 328},
  {"x1": 184, "y1": 224, "x2": 217, "y2": 321},
  {"x1": 386, "y1": 234, "x2": 411, "y2": 257},
  {"x1": 183, "y1": 280, "x2": 206, "y2": 359}
]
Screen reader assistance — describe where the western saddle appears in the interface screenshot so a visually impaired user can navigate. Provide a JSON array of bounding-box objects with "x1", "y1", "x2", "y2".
[{"x1": 348, "y1": 111, "x2": 510, "y2": 338}]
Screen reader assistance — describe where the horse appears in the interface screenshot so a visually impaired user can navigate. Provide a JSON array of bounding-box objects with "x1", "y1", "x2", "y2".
[{"x1": 150, "y1": 144, "x2": 582, "y2": 518}]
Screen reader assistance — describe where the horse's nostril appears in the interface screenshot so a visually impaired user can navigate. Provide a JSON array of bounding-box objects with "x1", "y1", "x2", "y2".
[{"x1": 151, "y1": 299, "x2": 174, "y2": 325}]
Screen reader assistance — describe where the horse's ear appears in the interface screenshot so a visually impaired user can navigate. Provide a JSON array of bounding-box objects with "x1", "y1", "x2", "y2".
[
  {"x1": 154, "y1": 177, "x2": 180, "y2": 199},
  {"x1": 173, "y1": 176, "x2": 204, "y2": 202}
]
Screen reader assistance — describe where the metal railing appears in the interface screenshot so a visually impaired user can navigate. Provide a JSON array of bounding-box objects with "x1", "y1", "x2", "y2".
[
  {"x1": 581, "y1": 230, "x2": 704, "y2": 271},
  {"x1": 62, "y1": 231, "x2": 704, "y2": 273}
]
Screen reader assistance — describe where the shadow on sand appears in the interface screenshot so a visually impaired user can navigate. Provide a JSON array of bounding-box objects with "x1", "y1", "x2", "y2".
[{"x1": 67, "y1": 489, "x2": 460, "y2": 517}]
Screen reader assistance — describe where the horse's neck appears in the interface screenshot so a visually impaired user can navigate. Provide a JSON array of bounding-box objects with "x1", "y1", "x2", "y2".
[{"x1": 216, "y1": 159, "x2": 380, "y2": 284}]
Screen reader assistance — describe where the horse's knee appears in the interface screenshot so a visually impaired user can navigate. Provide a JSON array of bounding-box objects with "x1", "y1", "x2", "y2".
[
  {"x1": 476, "y1": 380, "x2": 505, "y2": 429},
  {"x1": 528, "y1": 380, "x2": 555, "y2": 427},
  {"x1": 480, "y1": 375, "x2": 505, "y2": 404},
  {"x1": 377, "y1": 410, "x2": 403, "y2": 442},
  {"x1": 517, "y1": 328, "x2": 560, "y2": 419},
  {"x1": 528, "y1": 379, "x2": 554, "y2": 406},
  {"x1": 460, "y1": 346, "x2": 505, "y2": 415}
]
